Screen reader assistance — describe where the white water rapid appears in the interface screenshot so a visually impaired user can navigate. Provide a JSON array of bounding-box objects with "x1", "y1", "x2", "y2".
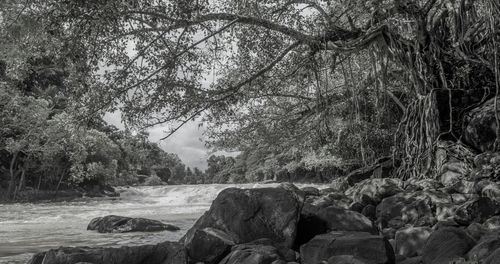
[{"x1": 0, "y1": 183, "x2": 325, "y2": 264}]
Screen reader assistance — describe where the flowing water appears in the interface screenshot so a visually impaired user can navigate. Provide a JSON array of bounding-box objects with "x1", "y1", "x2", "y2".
[{"x1": 0, "y1": 183, "x2": 323, "y2": 264}]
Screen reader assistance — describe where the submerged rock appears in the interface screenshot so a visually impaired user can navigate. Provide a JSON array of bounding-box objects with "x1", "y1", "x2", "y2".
[
  {"x1": 27, "y1": 241, "x2": 186, "y2": 264},
  {"x1": 87, "y1": 215, "x2": 179, "y2": 233}
]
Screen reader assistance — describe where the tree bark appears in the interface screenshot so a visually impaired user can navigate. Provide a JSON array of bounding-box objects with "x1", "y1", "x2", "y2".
[{"x1": 7, "y1": 152, "x2": 18, "y2": 200}]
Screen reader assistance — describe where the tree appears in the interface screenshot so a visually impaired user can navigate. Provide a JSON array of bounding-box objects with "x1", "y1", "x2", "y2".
[{"x1": 9, "y1": 1, "x2": 500, "y2": 180}]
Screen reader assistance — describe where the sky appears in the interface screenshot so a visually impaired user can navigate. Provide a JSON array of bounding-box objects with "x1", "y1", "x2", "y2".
[{"x1": 103, "y1": 111, "x2": 233, "y2": 170}]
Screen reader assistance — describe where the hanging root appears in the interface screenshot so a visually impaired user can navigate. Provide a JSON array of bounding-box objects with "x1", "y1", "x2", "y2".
[{"x1": 394, "y1": 92, "x2": 440, "y2": 180}]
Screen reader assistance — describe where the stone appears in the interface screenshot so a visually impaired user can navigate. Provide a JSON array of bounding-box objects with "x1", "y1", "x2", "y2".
[
  {"x1": 454, "y1": 197, "x2": 499, "y2": 225},
  {"x1": 326, "y1": 255, "x2": 368, "y2": 264},
  {"x1": 184, "y1": 228, "x2": 234, "y2": 264},
  {"x1": 87, "y1": 215, "x2": 180, "y2": 233},
  {"x1": 305, "y1": 192, "x2": 351, "y2": 209},
  {"x1": 466, "y1": 222, "x2": 486, "y2": 241},
  {"x1": 395, "y1": 226, "x2": 432, "y2": 258},
  {"x1": 421, "y1": 227, "x2": 475, "y2": 264},
  {"x1": 483, "y1": 215, "x2": 500, "y2": 230},
  {"x1": 361, "y1": 204, "x2": 376, "y2": 220},
  {"x1": 483, "y1": 248, "x2": 500, "y2": 264},
  {"x1": 376, "y1": 193, "x2": 434, "y2": 229},
  {"x1": 182, "y1": 187, "x2": 302, "y2": 248},
  {"x1": 26, "y1": 241, "x2": 186, "y2": 264},
  {"x1": 482, "y1": 182, "x2": 500, "y2": 201},
  {"x1": 345, "y1": 157, "x2": 394, "y2": 186},
  {"x1": 466, "y1": 235, "x2": 500, "y2": 262},
  {"x1": 299, "y1": 231, "x2": 395, "y2": 264},
  {"x1": 346, "y1": 178, "x2": 402, "y2": 205},
  {"x1": 464, "y1": 96, "x2": 500, "y2": 152},
  {"x1": 301, "y1": 187, "x2": 320, "y2": 197},
  {"x1": 440, "y1": 171, "x2": 463, "y2": 188},
  {"x1": 295, "y1": 205, "x2": 375, "y2": 249},
  {"x1": 218, "y1": 242, "x2": 288, "y2": 264}
]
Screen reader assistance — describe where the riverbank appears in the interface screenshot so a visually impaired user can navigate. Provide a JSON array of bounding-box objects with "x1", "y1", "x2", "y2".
[{"x1": 0, "y1": 185, "x2": 120, "y2": 204}]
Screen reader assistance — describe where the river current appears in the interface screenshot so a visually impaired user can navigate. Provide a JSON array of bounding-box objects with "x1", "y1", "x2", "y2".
[{"x1": 0, "y1": 183, "x2": 323, "y2": 264}]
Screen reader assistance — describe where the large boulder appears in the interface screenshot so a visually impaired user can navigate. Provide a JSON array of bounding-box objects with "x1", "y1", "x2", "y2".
[
  {"x1": 27, "y1": 241, "x2": 186, "y2": 264},
  {"x1": 87, "y1": 215, "x2": 179, "y2": 233},
  {"x1": 453, "y1": 197, "x2": 500, "y2": 225},
  {"x1": 299, "y1": 231, "x2": 395, "y2": 264},
  {"x1": 421, "y1": 227, "x2": 475, "y2": 264},
  {"x1": 184, "y1": 228, "x2": 234, "y2": 264},
  {"x1": 182, "y1": 186, "x2": 302, "y2": 249},
  {"x1": 395, "y1": 226, "x2": 432, "y2": 258}
]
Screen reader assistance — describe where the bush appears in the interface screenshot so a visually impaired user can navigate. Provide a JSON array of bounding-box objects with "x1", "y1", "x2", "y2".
[{"x1": 143, "y1": 175, "x2": 165, "y2": 186}]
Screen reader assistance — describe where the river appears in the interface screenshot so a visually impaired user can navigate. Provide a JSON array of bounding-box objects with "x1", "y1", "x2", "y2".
[{"x1": 0, "y1": 183, "x2": 323, "y2": 264}]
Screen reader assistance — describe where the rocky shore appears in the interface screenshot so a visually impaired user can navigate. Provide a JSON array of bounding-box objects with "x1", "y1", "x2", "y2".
[{"x1": 26, "y1": 166, "x2": 500, "y2": 264}]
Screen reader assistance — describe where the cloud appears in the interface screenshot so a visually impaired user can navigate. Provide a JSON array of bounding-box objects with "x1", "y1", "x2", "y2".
[{"x1": 104, "y1": 112, "x2": 218, "y2": 170}]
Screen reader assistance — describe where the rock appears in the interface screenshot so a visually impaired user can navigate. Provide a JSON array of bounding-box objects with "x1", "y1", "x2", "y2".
[
  {"x1": 450, "y1": 193, "x2": 478, "y2": 204},
  {"x1": 330, "y1": 178, "x2": 349, "y2": 192},
  {"x1": 421, "y1": 227, "x2": 475, "y2": 264},
  {"x1": 299, "y1": 231, "x2": 395, "y2": 264},
  {"x1": 397, "y1": 256, "x2": 422, "y2": 264},
  {"x1": 404, "y1": 179, "x2": 442, "y2": 192},
  {"x1": 182, "y1": 187, "x2": 302, "y2": 248},
  {"x1": 376, "y1": 192, "x2": 435, "y2": 229},
  {"x1": 305, "y1": 192, "x2": 351, "y2": 209},
  {"x1": 184, "y1": 228, "x2": 234, "y2": 264},
  {"x1": 26, "y1": 241, "x2": 186, "y2": 264},
  {"x1": 483, "y1": 215, "x2": 500, "y2": 230},
  {"x1": 434, "y1": 202, "x2": 457, "y2": 221},
  {"x1": 466, "y1": 234, "x2": 500, "y2": 262},
  {"x1": 87, "y1": 215, "x2": 179, "y2": 233},
  {"x1": 381, "y1": 228, "x2": 397, "y2": 240},
  {"x1": 295, "y1": 205, "x2": 375, "y2": 249},
  {"x1": 464, "y1": 96, "x2": 500, "y2": 152},
  {"x1": 345, "y1": 157, "x2": 394, "y2": 186},
  {"x1": 482, "y1": 182, "x2": 500, "y2": 201},
  {"x1": 304, "y1": 205, "x2": 375, "y2": 232},
  {"x1": 395, "y1": 226, "x2": 432, "y2": 258},
  {"x1": 218, "y1": 242, "x2": 289, "y2": 264},
  {"x1": 446, "y1": 180, "x2": 477, "y2": 194},
  {"x1": 301, "y1": 187, "x2": 320, "y2": 197},
  {"x1": 326, "y1": 255, "x2": 368, "y2": 264},
  {"x1": 483, "y1": 248, "x2": 500, "y2": 264},
  {"x1": 466, "y1": 222, "x2": 486, "y2": 241},
  {"x1": 350, "y1": 202, "x2": 365, "y2": 213},
  {"x1": 361, "y1": 204, "x2": 376, "y2": 220},
  {"x1": 454, "y1": 197, "x2": 499, "y2": 225},
  {"x1": 346, "y1": 178, "x2": 402, "y2": 205},
  {"x1": 440, "y1": 170, "x2": 463, "y2": 188}
]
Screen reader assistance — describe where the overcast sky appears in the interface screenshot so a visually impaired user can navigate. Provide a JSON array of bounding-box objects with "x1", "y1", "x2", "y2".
[{"x1": 104, "y1": 111, "x2": 232, "y2": 170}]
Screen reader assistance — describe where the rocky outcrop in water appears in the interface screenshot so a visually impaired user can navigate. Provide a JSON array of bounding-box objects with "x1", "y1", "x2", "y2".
[
  {"x1": 181, "y1": 185, "x2": 303, "y2": 249},
  {"x1": 87, "y1": 215, "x2": 180, "y2": 233},
  {"x1": 27, "y1": 241, "x2": 186, "y2": 264}
]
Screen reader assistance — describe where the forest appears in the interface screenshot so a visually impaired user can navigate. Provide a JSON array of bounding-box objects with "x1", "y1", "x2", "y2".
[{"x1": 1, "y1": 0, "x2": 499, "y2": 202}]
